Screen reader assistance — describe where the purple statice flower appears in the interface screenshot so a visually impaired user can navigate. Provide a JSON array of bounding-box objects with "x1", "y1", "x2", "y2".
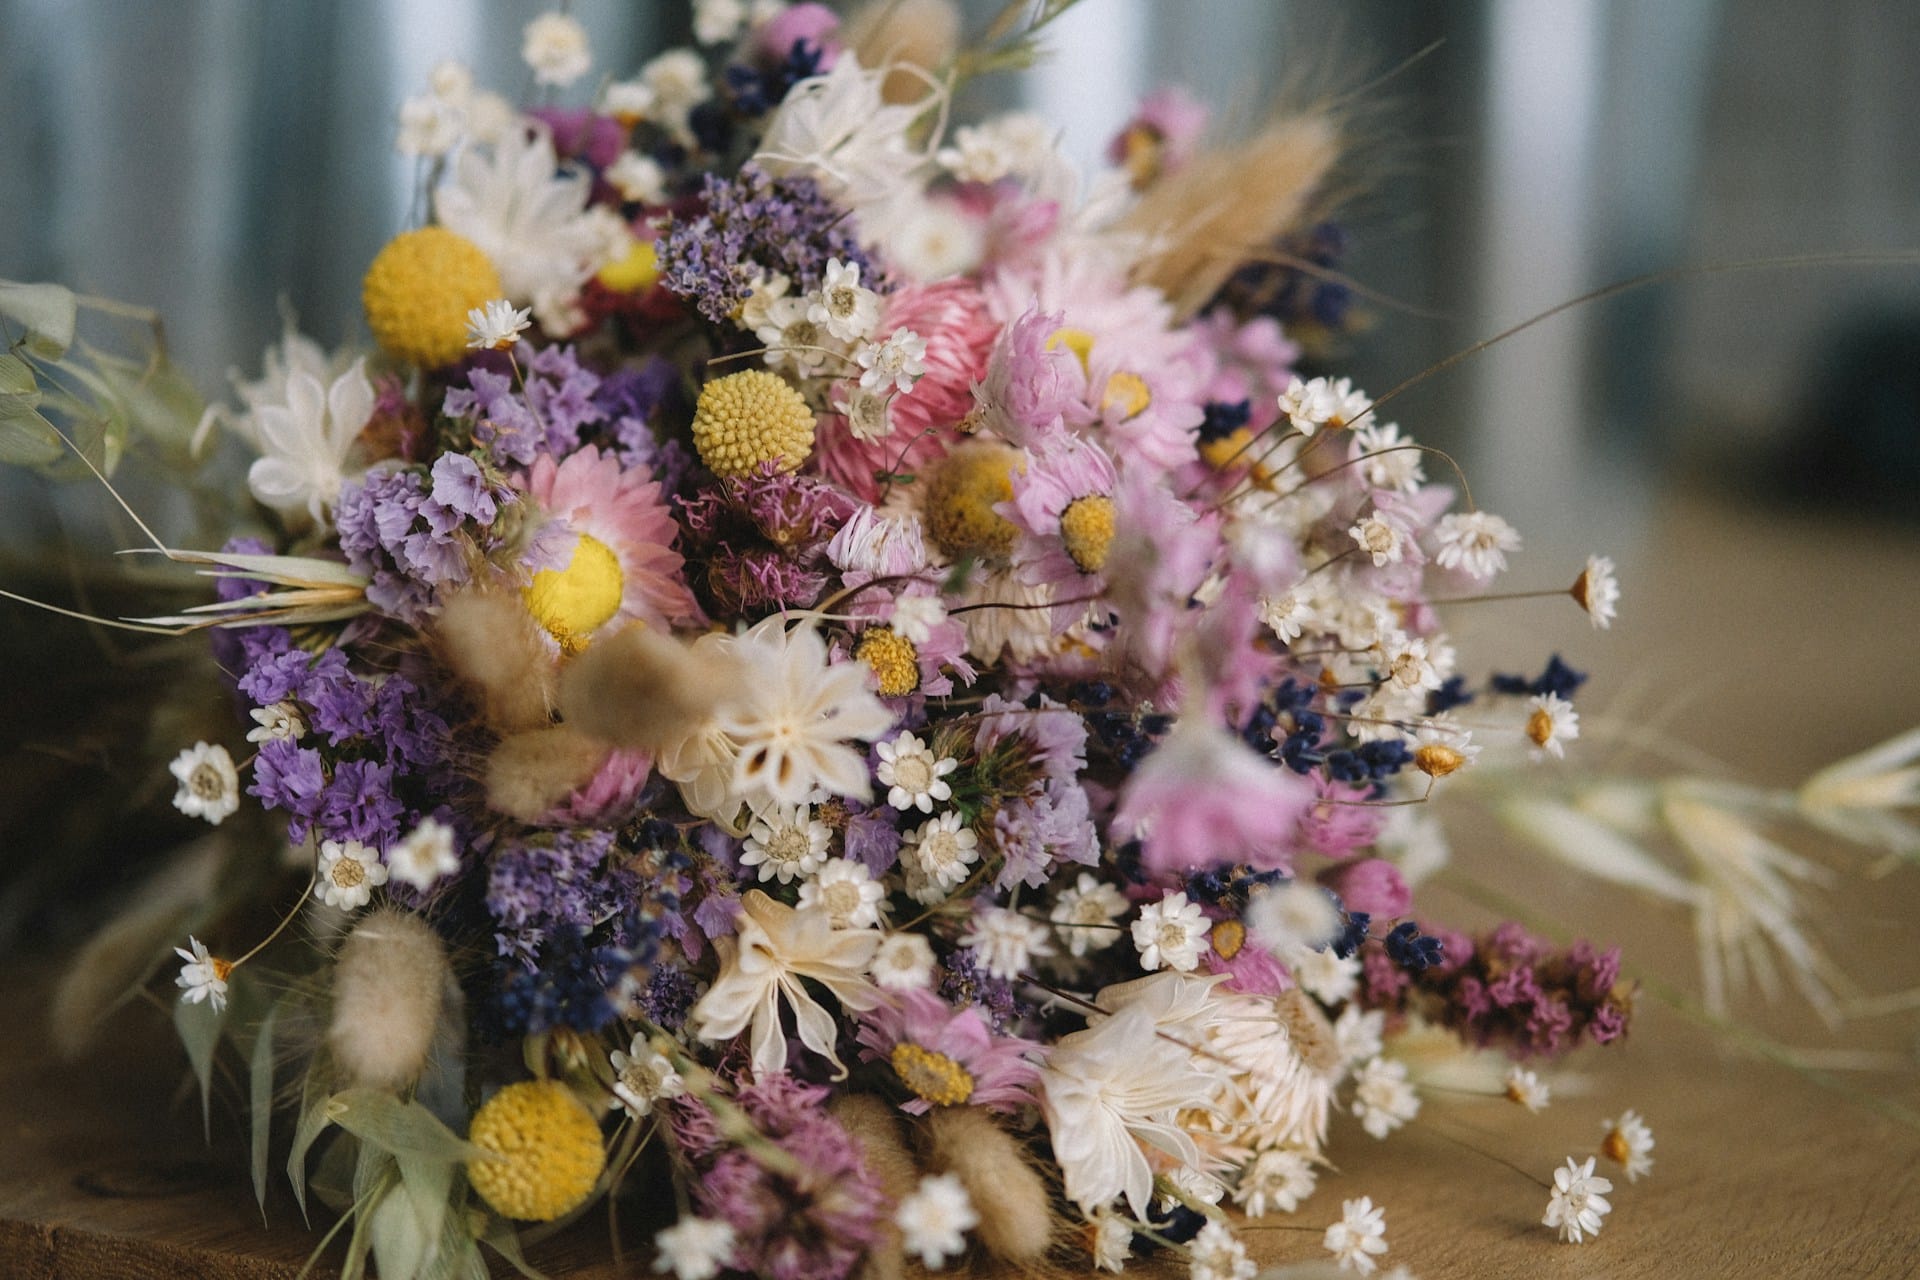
[
  {"x1": 444, "y1": 346, "x2": 605, "y2": 465},
  {"x1": 637, "y1": 964, "x2": 703, "y2": 1033},
  {"x1": 593, "y1": 358, "x2": 688, "y2": 474},
  {"x1": 973, "y1": 692, "x2": 1088, "y2": 786},
  {"x1": 427, "y1": 452, "x2": 497, "y2": 528},
  {"x1": 678, "y1": 466, "x2": 860, "y2": 616},
  {"x1": 487, "y1": 828, "x2": 639, "y2": 960},
  {"x1": 656, "y1": 167, "x2": 877, "y2": 325},
  {"x1": 855, "y1": 988, "x2": 1042, "y2": 1115},
  {"x1": 841, "y1": 803, "x2": 902, "y2": 877},
  {"x1": 236, "y1": 646, "x2": 316, "y2": 706},
  {"x1": 249, "y1": 738, "x2": 326, "y2": 841},
  {"x1": 315, "y1": 758, "x2": 406, "y2": 848},
  {"x1": 991, "y1": 785, "x2": 1098, "y2": 892},
  {"x1": 939, "y1": 948, "x2": 1019, "y2": 1033}
]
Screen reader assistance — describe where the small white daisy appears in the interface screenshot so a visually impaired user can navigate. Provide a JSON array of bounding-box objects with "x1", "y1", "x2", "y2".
[
  {"x1": 875, "y1": 732, "x2": 959, "y2": 814},
  {"x1": 1187, "y1": 1219, "x2": 1255, "y2": 1280},
  {"x1": 1542, "y1": 1156, "x2": 1613, "y2": 1244},
  {"x1": 1260, "y1": 585, "x2": 1320, "y2": 644},
  {"x1": 902, "y1": 811, "x2": 980, "y2": 901},
  {"x1": 692, "y1": 0, "x2": 746, "y2": 44},
  {"x1": 651, "y1": 1215, "x2": 736, "y2": 1280},
  {"x1": 1323, "y1": 1196, "x2": 1389, "y2": 1274},
  {"x1": 1411, "y1": 718, "x2": 1480, "y2": 780},
  {"x1": 1132, "y1": 891, "x2": 1210, "y2": 973},
  {"x1": 754, "y1": 296, "x2": 838, "y2": 378},
  {"x1": 606, "y1": 151, "x2": 670, "y2": 205},
  {"x1": 1572, "y1": 554, "x2": 1621, "y2": 629},
  {"x1": 835, "y1": 385, "x2": 895, "y2": 443},
  {"x1": 522, "y1": 11, "x2": 592, "y2": 87},
  {"x1": 245, "y1": 700, "x2": 307, "y2": 745},
  {"x1": 314, "y1": 839, "x2": 389, "y2": 911},
  {"x1": 174, "y1": 936, "x2": 230, "y2": 1014},
  {"x1": 1234, "y1": 1147, "x2": 1319, "y2": 1218},
  {"x1": 960, "y1": 905, "x2": 1053, "y2": 980},
  {"x1": 870, "y1": 932, "x2": 937, "y2": 990},
  {"x1": 169, "y1": 742, "x2": 240, "y2": 825},
  {"x1": 1159, "y1": 1164, "x2": 1227, "y2": 1211},
  {"x1": 1599, "y1": 1109, "x2": 1654, "y2": 1182},
  {"x1": 1350, "y1": 1057, "x2": 1420, "y2": 1139},
  {"x1": 1378, "y1": 631, "x2": 1444, "y2": 694},
  {"x1": 808, "y1": 258, "x2": 881, "y2": 344},
  {"x1": 465, "y1": 299, "x2": 532, "y2": 352},
  {"x1": 1050, "y1": 871, "x2": 1129, "y2": 957},
  {"x1": 1349, "y1": 513, "x2": 1408, "y2": 568},
  {"x1": 888, "y1": 595, "x2": 945, "y2": 646},
  {"x1": 741, "y1": 805, "x2": 831, "y2": 885},
  {"x1": 856, "y1": 328, "x2": 928, "y2": 396},
  {"x1": 1506, "y1": 1066, "x2": 1551, "y2": 1113},
  {"x1": 1089, "y1": 1207, "x2": 1132, "y2": 1272},
  {"x1": 1276, "y1": 376, "x2": 1338, "y2": 436},
  {"x1": 395, "y1": 93, "x2": 463, "y2": 158},
  {"x1": 1332, "y1": 1006, "x2": 1386, "y2": 1069},
  {"x1": 895, "y1": 1173, "x2": 978, "y2": 1269},
  {"x1": 1351, "y1": 421, "x2": 1424, "y2": 493},
  {"x1": 1290, "y1": 943, "x2": 1362, "y2": 1005},
  {"x1": 387, "y1": 817, "x2": 460, "y2": 891},
  {"x1": 610, "y1": 1034, "x2": 684, "y2": 1120},
  {"x1": 1525, "y1": 692, "x2": 1580, "y2": 760},
  {"x1": 1432, "y1": 510, "x2": 1521, "y2": 580},
  {"x1": 797, "y1": 857, "x2": 887, "y2": 929}
]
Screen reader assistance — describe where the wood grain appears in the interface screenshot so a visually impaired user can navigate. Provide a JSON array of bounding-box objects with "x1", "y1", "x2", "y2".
[{"x1": 2, "y1": 490, "x2": 1916, "y2": 1279}]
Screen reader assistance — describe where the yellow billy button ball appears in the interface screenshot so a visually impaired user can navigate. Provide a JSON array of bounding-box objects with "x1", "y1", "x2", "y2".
[
  {"x1": 465, "y1": 1080, "x2": 606, "y2": 1223},
  {"x1": 690, "y1": 369, "x2": 816, "y2": 477},
  {"x1": 921, "y1": 440, "x2": 1024, "y2": 564},
  {"x1": 595, "y1": 238, "x2": 659, "y2": 294},
  {"x1": 855, "y1": 625, "x2": 920, "y2": 698},
  {"x1": 363, "y1": 227, "x2": 503, "y2": 369}
]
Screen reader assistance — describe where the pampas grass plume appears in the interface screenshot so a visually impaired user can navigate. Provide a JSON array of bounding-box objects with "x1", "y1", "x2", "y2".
[
  {"x1": 1120, "y1": 113, "x2": 1340, "y2": 318},
  {"x1": 329, "y1": 909, "x2": 451, "y2": 1091},
  {"x1": 925, "y1": 1106, "x2": 1055, "y2": 1265},
  {"x1": 435, "y1": 589, "x2": 555, "y2": 733},
  {"x1": 485, "y1": 725, "x2": 609, "y2": 821},
  {"x1": 845, "y1": 0, "x2": 960, "y2": 104}
]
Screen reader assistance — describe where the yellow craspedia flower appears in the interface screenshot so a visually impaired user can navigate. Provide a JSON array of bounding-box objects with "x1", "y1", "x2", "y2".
[
  {"x1": 522, "y1": 533, "x2": 624, "y2": 654},
  {"x1": 363, "y1": 227, "x2": 502, "y2": 369},
  {"x1": 690, "y1": 370, "x2": 815, "y2": 477},
  {"x1": 595, "y1": 238, "x2": 659, "y2": 294},
  {"x1": 922, "y1": 441, "x2": 1023, "y2": 563},
  {"x1": 465, "y1": 1080, "x2": 606, "y2": 1222}
]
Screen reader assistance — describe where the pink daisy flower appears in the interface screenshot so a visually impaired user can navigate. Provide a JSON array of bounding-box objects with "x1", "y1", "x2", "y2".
[
  {"x1": 1000, "y1": 434, "x2": 1118, "y2": 626},
  {"x1": 1114, "y1": 712, "x2": 1311, "y2": 879},
  {"x1": 856, "y1": 988, "x2": 1041, "y2": 1114}
]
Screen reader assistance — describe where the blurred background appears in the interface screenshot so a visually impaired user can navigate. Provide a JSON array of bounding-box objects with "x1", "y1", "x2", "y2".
[{"x1": 1, "y1": 0, "x2": 1918, "y2": 953}]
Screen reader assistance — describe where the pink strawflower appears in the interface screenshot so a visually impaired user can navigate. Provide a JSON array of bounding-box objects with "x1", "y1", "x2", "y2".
[
  {"x1": 1107, "y1": 85, "x2": 1210, "y2": 176},
  {"x1": 523, "y1": 444, "x2": 699, "y2": 631},
  {"x1": 856, "y1": 988, "x2": 1042, "y2": 1114},
  {"x1": 1320, "y1": 858, "x2": 1411, "y2": 918},
  {"x1": 549, "y1": 747, "x2": 654, "y2": 825},
  {"x1": 1201, "y1": 928, "x2": 1292, "y2": 995},
  {"x1": 1114, "y1": 712, "x2": 1311, "y2": 877},
  {"x1": 973, "y1": 306, "x2": 1085, "y2": 447},
  {"x1": 753, "y1": 2, "x2": 841, "y2": 67},
  {"x1": 1296, "y1": 774, "x2": 1387, "y2": 859}
]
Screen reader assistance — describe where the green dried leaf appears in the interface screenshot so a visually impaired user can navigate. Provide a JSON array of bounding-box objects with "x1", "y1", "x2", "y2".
[
  {"x1": 248, "y1": 998, "x2": 283, "y2": 1219},
  {"x1": 0, "y1": 395, "x2": 64, "y2": 467},
  {"x1": 0, "y1": 281, "x2": 77, "y2": 359},
  {"x1": 173, "y1": 991, "x2": 226, "y2": 1141},
  {"x1": 480, "y1": 1218, "x2": 547, "y2": 1280},
  {"x1": 0, "y1": 353, "x2": 35, "y2": 396},
  {"x1": 327, "y1": 1089, "x2": 490, "y2": 1165},
  {"x1": 287, "y1": 1058, "x2": 335, "y2": 1222}
]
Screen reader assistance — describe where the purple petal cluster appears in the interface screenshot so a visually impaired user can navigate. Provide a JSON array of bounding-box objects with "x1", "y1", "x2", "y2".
[
  {"x1": 487, "y1": 827, "x2": 642, "y2": 964},
  {"x1": 443, "y1": 345, "x2": 606, "y2": 466},
  {"x1": 678, "y1": 466, "x2": 860, "y2": 616},
  {"x1": 335, "y1": 456, "x2": 507, "y2": 622}
]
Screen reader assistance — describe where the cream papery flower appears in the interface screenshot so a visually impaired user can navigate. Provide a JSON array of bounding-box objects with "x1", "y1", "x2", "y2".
[
  {"x1": 1039, "y1": 1001, "x2": 1221, "y2": 1216},
  {"x1": 754, "y1": 55, "x2": 933, "y2": 212},
  {"x1": 690, "y1": 890, "x2": 882, "y2": 1077},
  {"x1": 715, "y1": 618, "x2": 895, "y2": 810},
  {"x1": 434, "y1": 124, "x2": 607, "y2": 304},
  {"x1": 246, "y1": 358, "x2": 374, "y2": 526}
]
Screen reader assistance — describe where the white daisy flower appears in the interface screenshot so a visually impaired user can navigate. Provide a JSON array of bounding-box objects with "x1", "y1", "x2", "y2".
[
  {"x1": 797, "y1": 857, "x2": 887, "y2": 929},
  {"x1": 1542, "y1": 1156, "x2": 1613, "y2": 1243},
  {"x1": 1277, "y1": 376, "x2": 1338, "y2": 436},
  {"x1": 639, "y1": 49, "x2": 712, "y2": 142},
  {"x1": 610, "y1": 1034, "x2": 684, "y2": 1120},
  {"x1": 387, "y1": 817, "x2": 460, "y2": 891},
  {"x1": 1432, "y1": 511, "x2": 1521, "y2": 580},
  {"x1": 1506, "y1": 1066, "x2": 1551, "y2": 1113},
  {"x1": 834, "y1": 385, "x2": 894, "y2": 443},
  {"x1": 1089, "y1": 1208, "x2": 1132, "y2": 1272},
  {"x1": 464, "y1": 299, "x2": 532, "y2": 351},
  {"x1": 651, "y1": 1215, "x2": 736, "y2": 1280},
  {"x1": 314, "y1": 839, "x2": 389, "y2": 911},
  {"x1": 1050, "y1": 872, "x2": 1129, "y2": 957},
  {"x1": 1600, "y1": 1109, "x2": 1654, "y2": 1182},
  {"x1": 245, "y1": 700, "x2": 307, "y2": 745},
  {"x1": 1132, "y1": 891, "x2": 1210, "y2": 973},
  {"x1": 1525, "y1": 692, "x2": 1580, "y2": 760},
  {"x1": 1350, "y1": 421, "x2": 1424, "y2": 494},
  {"x1": 395, "y1": 93, "x2": 463, "y2": 158},
  {"x1": 961, "y1": 906, "x2": 1053, "y2": 980},
  {"x1": 1572, "y1": 554, "x2": 1621, "y2": 629},
  {"x1": 1289, "y1": 943, "x2": 1362, "y2": 1005},
  {"x1": 1322, "y1": 1195, "x2": 1389, "y2": 1273},
  {"x1": 1350, "y1": 1057, "x2": 1419, "y2": 1139},
  {"x1": 174, "y1": 936, "x2": 230, "y2": 1014},
  {"x1": 1234, "y1": 1146, "x2": 1318, "y2": 1218},
  {"x1": 522, "y1": 11, "x2": 591, "y2": 87},
  {"x1": 741, "y1": 804, "x2": 831, "y2": 885},
  {"x1": 875, "y1": 731, "x2": 958, "y2": 814},
  {"x1": 902, "y1": 811, "x2": 980, "y2": 901},
  {"x1": 169, "y1": 742, "x2": 241, "y2": 826},
  {"x1": 871, "y1": 932, "x2": 937, "y2": 990},
  {"x1": 807, "y1": 258, "x2": 881, "y2": 344},
  {"x1": 434, "y1": 126, "x2": 606, "y2": 305},
  {"x1": 606, "y1": 151, "x2": 669, "y2": 205},
  {"x1": 895, "y1": 1173, "x2": 978, "y2": 1269},
  {"x1": 1332, "y1": 1006, "x2": 1386, "y2": 1070},
  {"x1": 1348, "y1": 513, "x2": 1408, "y2": 568},
  {"x1": 1260, "y1": 585, "x2": 1320, "y2": 644},
  {"x1": 754, "y1": 295, "x2": 839, "y2": 378},
  {"x1": 856, "y1": 328, "x2": 928, "y2": 396},
  {"x1": 1188, "y1": 1219, "x2": 1255, "y2": 1280}
]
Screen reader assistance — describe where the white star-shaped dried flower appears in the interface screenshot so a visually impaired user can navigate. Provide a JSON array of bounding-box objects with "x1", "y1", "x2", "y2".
[
  {"x1": 875, "y1": 731, "x2": 958, "y2": 814},
  {"x1": 387, "y1": 817, "x2": 460, "y2": 891},
  {"x1": 1599, "y1": 1109, "x2": 1654, "y2": 1181},
  {"x1": 895, "y1": 1173, "x2": 978, "y2": 1269},
  {"x1": 1351, "y1": 421, "x2": 1424, "y2": 493},
  {"x1": 522, "y1": 11, "x2": 591, "y2": 87},
  {"x1": 465, "y1": 299, "x2": 532, "y2": 351},
  {"x1": 1323, "y1": 1195, "x2": 1390, "y2": 1273},
  {"x1": 1131, "y1": 891, "x2": 1210, "y2": 973},
  {"x1": 247, "y1": 359, "x2": 375, "y2": 526},
  {"x1": 902, "y1": 810, "x2": 980, "y2": 902},
  {"x1": 1234, "y1": 1147, "x2": 1318, "y2": 1218},
  {"x1": 610, "y1": 1033, "x2": 684, "y2": 1120},
  {"x1": 1277, "y1": 376, "x2": 1338, "y2": 435},
  {"x1": 1543, "y1": 1155, "x2": 1613, "y2": 1243},
  {"x1": 606, "y1": 151, "x2": 669, "y2": 205},
  {"x1": 395, "y1": 93, "x2": 463, "y2": 158},
  {"x1": 1189, "y1": 1219, "x2": 1256, "y2": 1280},
  {"x1": 1433, "y1": 510, "x2": 1521, "y2": 580},
  {"x1": 1050, "y1": 871, "x2": 1129, "y2": 957},
  {"x1": 174, "y1": 936, "x2": 231, "y2": 1014},
  {"x1": 245, "y1": 700, "x2": 307, "y2": 745},
  {"x1": 169, "y1": 742, "x2": 240, "y2": 825},
  {"x1": 834, "y1": 385, "x2": 895, "y2": 443},
  {"x1": 857, "y1": 328, "x2": 928, "y2": 395},
  {"x1": 1348, "y1": 513, "x2": 1408, "y2": 568},
  {"x1": 870, "y1": 931, "x2": 937, "y2": 990},
  {"x1": 314, "y1": 839, "x2": 389, "y2": 911},
  {"x1": 1525, "y1": 692, "x2": 1580, "y2": 760},
  {"x1": 690, "y1": 890, "x2": 881, "y2": 1077},
  {"x1": 807, "y1": 258, "x2": 881, "y2": 344},
  {"x1": 651, "y1": 1215, "x2": 735, "y2": 1280}
]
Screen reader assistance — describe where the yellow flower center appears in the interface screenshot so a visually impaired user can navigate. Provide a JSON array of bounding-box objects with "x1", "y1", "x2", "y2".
[
  {"x1": 1047, "y1": 327, "x2": 1095, "y2": 373},
  {"x1": 523, "y1": 533, "x2": 624, "y2": 654},
  {"x1": 1415, "y1": 743, "x2": 1467, "y2": 778},
  {"x1": 362, "y1": 226, "x2": 503, "y2": 369},
  {"x1": 466, "y1": 1080, "x2": 607, "y2": 1223},
  {"x1": 595, "y1": 238, "x2": 659, "y2": 293},
  {"x1": 1526, "y1": 708, "x2": 1555, "y2": 748},
  {"x1": 922, "y1": 441, "x2": 1023, "y2": 563},
  {"x1": 1100, "y1": 371, "x2": 1152, "y2": 420},
  {"x1": 890, "y1": 1042, "x2": 975, "y2": 1107},
  {"x1": 856, "y1": 627, "x2": 921, "y2": 698},
  {"x1": 331, "y1": 857, "x2": 366, "y2": 889},
  {"x1": 1601, "y1": 1128, "x2": 1631, "y2": 1166},
  {"x1": 1058, "y1": 494, "x2": 1116, "y2": 574},
  {"x1": 1211, "y1": 918, "x2": 1245, "y2": 961},
  {"x1": 819, "y1": 880, "x2": 865, "y2": 923},
  {"x1": 690, "y1": 369, "x2": 816, "y2": 477}
]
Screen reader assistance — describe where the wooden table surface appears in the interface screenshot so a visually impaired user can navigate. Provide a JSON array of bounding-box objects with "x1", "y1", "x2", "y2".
[{"x1": 4, "y1": 489, "x2": 1918, "y2": 1279}]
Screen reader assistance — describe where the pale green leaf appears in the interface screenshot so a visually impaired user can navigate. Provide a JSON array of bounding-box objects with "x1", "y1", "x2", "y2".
[
  {"x1": 0, "y1": 395, "x2": 64, "y2": 467},
  {"x1": 480, "y1": 1218, "x2": 547, "y2": 1280},
  {"x1": 173, "y1": 991, "x2": 226, "y2": 1141},
  {"x1": 287, "y1": 1058, "x2": 335, "y2": 1223},
  {"x1": 248, "y1": 998, "x2": 283, "y2": 1219},
  {"x1": 326, "y1": 1089, "x2": 490, "y2": 1165},
  {"x1": 0, "y1": 353, "x2": 35, "y2": 396},
  {"x1": 0, "y1": 281, "x2": 77, "y2": 359}
]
